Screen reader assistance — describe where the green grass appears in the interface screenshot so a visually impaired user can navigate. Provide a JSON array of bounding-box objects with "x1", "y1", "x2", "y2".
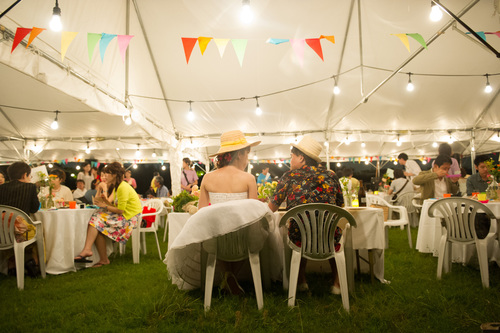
[{"x1": 1, "y1": 227, "x2": 499, "y2": 332}]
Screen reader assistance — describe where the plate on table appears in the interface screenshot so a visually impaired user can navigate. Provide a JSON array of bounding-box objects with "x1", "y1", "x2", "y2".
[{"x1": 446, "y1": 174, "x2": 461, "y2": 178}]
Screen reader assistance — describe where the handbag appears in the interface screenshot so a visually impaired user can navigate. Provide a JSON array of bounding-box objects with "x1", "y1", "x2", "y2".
[{"x1": 391, "y1": 179, "x2": 409, "y2": 201}]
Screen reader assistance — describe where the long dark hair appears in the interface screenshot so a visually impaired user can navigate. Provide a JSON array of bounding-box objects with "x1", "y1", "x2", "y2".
[
  {"x1": 102, "y1": 162, "x2": 125, "y2": 196},
  {"x1": 82, "y1": 162, "x2": 91, "y2": 176},
  {"x1": 216, "y1": 147, "x2": 250, "y2": 169}
]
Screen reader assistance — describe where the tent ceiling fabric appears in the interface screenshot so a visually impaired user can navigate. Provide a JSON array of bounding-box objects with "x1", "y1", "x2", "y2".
[{"x1": 0, "y1": 0, "x2": 499, "y2": 164}]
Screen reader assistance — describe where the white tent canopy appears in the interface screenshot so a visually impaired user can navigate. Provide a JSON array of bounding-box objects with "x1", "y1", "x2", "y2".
[{"x1": 0, "y1": 0, "x2": 499, "y2": 166}]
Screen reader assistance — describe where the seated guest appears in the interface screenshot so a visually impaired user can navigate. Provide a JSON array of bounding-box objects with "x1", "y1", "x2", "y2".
[
  {"x1": 198, "y1": 130, "x2": 260, "y2": 295},
  {"x1": 73, "y1": 179, "x2": 87, "y2": 201},
  {"x1": 413, "y1": 155, "x2": 459, "y2": 202},
  {"x1": 458, "y1": 167, "x2": 468, "y2": 196},
  {"x1": 268, "y1": 135, "x2": 344, "y2": 295},
  {"x1": 0, "y1": 171, "x2": 5, "y2": 185},
  {"x1": 74, "y1": 162, "x2": 142, "y2": 267},
  {"x1": 0, "y1": 162, "x2": 40, "y2": 275},
  {"x1": 47, "y1": 168, "x2": 73, "y2": 202},
  {"x1": 125, "y1": 169, "x2": 137, "y2": 189},
  {"x1": 466, "y1": 155, "x2": 490, "y2": 196},
  {"x1": 82, "y1": 179, "x2": 99, "y2": 204},
  {"x1": 388, "y1": 169, "x2": 413, "y2": 196},
  {"x1": 154, "y1": 176, "x2": 170, "y2": 198},
  {"x1": 257, "y1": 167, "x2": 271, "y2": 185}
]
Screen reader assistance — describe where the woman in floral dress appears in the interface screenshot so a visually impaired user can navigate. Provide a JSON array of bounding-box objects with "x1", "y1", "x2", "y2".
[{"x1": 74, "y1": 162, "x2": 142, "y2": 267}]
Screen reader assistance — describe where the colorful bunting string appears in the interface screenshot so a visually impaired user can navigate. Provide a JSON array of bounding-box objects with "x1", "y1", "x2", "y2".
[{"x1": 392, "y1": 33, "x2": 427, "y2": 52}]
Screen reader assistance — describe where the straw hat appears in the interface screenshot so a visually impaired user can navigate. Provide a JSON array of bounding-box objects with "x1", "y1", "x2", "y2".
[
  {"x1": 210, "y1": 130, "x2": 260, "y2": 157},
  {"x1": 291, "y1": 135, "x2": 322, "y2": 162}
]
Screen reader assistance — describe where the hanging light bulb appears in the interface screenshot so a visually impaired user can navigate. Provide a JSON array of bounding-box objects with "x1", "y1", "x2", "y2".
[
  {"x1": 484, "y1": 74, "x2": 493, "y2": 93},
  {"x1": 116, "y1": 147, "x2": 120, "y2": 151},
  {"x1": 364, "y1": 160, "x2": 369, "y2": 165},
  {"x1": 429, "y1": 2, "x2": 443, "y2": 21},
  {"x1": 396, "y1": 135, "x2": 402, "y2": 146},
  {"x1": 255, "y1": 97, "x2": 262, "y2": 116},
  {"x1": 187, "y1": 101, "x2": 195, "y2": 121},
  {"x1": 432, "y1": 142, "x2": 438, "y2": 148},
  {"x1": 448, "y1": 133, "x2": 455, "y2": 144},
  {"x1": 48, "y1": 163, "x2": 53, "y2": 168},
  {"x1": 152, "y1": 151, "x2": 157, "y2": 158},
  {"x1": 51, "y1": 110, "x2": 59, "y2": 130},
  {"x1": 361, "y1": 142, "x2": 366, "y2": 148},
  {"x1": 85, "y1": 142, "x2": 91, "y2": 154},
  {"x1": 240, "y1": 0, "x2": 254, "y2": 24},
  {"x1": 161, "y1": 165, "x2": 166, "y2": 171},
  {"x1": 393, "y1": 160, "x2": 398, "y2": 165},
  {"x1": 406, "y1": 73, "x2": 414, "y2": 92},
  {"x1": 135, "y1": 147, "x2": 141, "y2": 157},
  {"x1": 49, "y1": 0, "x2": 63, "y2": 31},
  {"x1": 124, "y1": 115, "x2": 132, "y2": 126},
  {"x1": 333, "y1": 85, "x2": 340, "y2": 95},
  {"x1": 278, "y1": 163, "x2": 283, "y2": 168},
  {"x1": 344, "y1": 135, "x2": 350, "y2": 145},
  {"x1": 133, "y1": 164, "x2": 138, "y2": 169},
  {"x1": 253, "y1": 154, "x2": 258, "y2": 161},
  {"x1": 336, "y1": 162, "x2": 341, "y2": 167},
  {"x1": 422, "y1": 160, "x2": 427, "y2": 165},
  {"x1": 76, "y1": 165, "x2": 81, "y2": 170}
]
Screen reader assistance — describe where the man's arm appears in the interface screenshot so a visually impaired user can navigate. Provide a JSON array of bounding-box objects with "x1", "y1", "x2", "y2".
[{"x1": 412, "y1": 171, "x2": 437, "y2": 186}]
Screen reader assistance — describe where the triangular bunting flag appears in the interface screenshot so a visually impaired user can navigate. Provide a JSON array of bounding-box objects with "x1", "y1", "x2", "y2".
[
  {"x1": 231, "y1": 39, "x2": 248, "y2": 67},
  {"x1": 61, "y1": 31, "x2": 78, "y2": 62},
  {"x1": 181, "y1": 37, "x2": 198, "y2": 64},
  {"x1": 117, "y1": 35, "x2": 134, "y2": 62},
  {"x1": 11, "y1": 27, "x2": 32, "y2": 53},
  {"x1": 99, "y1": 33, "x2": 117, "y2": 62},
  {"x1": 26, "y1": 27, "x2": 45, "y2": 48},
  {"x1": 214, "y1": 38, "x2": 229, "y2": 57},
  {"x1": 406, "y1": 33, "x2": 427, "y2": 49},
  {"x1": 290, "y1": 39, "x2": 305, "y2": 66},
  {"x1": 87, "y1": 33, "x2": 102, "y2": 63},
  {"x1": 392, "y1": 33, "x2": 410, "y2": 52},
  {"x1": 266, "y1": 38, "x2": 289, "y2": 45},
  {"x1": 198, "y1": 37, "x2": 213, "y2": 55},
  {"x1": 305, "y1": 38, "x2": 324, "y2": 61},
  {"x1": 319, "y1": 35, "x2": 335, "y2": 44},
  {"x1": 476, "y1": 31, "x2": 486, "y2": 41}
]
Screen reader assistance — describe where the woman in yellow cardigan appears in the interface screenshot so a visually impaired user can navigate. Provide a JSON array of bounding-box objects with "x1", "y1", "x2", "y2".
[{"x1": 74, "y1": 162, "x2": 142, "y2": 267}]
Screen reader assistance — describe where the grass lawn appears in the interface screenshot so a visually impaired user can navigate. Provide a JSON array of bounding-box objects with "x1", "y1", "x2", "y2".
[{"x1": 0, "y1": 226, "x2": 499, "y2": 332}]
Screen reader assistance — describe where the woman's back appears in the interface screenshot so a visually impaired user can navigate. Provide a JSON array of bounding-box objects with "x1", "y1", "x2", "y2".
[{"x1": 202, "y1": 166, "x2": 253, "y2": 194}]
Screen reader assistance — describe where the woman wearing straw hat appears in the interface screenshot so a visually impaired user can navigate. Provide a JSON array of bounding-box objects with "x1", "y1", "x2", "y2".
[
  {"x1": 268, "y1": 135, "x2": 344, "y2": 295},
  {"x1": 198, "y1": 130, "x2": 260, "y2": 295}
]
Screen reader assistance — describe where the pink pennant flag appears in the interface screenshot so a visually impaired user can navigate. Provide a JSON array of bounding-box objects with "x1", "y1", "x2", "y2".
[
  {"x1": 305, "y1": 38, "x2": 324, "y2": 61},
  {"x1": 290, "y1": 39, "x2": 305, "y2": 66},
  {"x1": 117, "y1": 35, "x2": 134, "y2": 62},
  {"x1": 26, "y1": 27, "x2": 45, "y2": 48},
  {"x1": 181, "y1": 37, "x2": 198, "y2": 64},
  {"x1": 11, "y1": 27, "x2": 32, "y2": 53}
]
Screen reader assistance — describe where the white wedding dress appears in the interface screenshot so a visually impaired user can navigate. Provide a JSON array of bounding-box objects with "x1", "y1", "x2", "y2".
[{"x1": 164, "y1": 193, "x2": 275, "y2": 290}]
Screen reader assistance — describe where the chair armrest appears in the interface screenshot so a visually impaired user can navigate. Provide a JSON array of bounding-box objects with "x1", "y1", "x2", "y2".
[{"x1": 32, "y1": 220, "x2": 42, "y2": 225}]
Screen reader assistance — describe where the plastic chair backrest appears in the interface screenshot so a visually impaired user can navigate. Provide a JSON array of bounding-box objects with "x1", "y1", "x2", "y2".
[
  {"x1": 395, "y1": 192, "x2": 418, "y2": 214},
  {"x1": 279, "y1": 203, "x2": 356, "y2": 260},
  {"x1": 0, "y1": 206, "x2": 20, "y2": 250},
  {"x1": 428, "y1": 198, "x2": 496, "y2": 242},
  {"x1": 142, "y1": 199, "x2": 163, "y2": 225}
]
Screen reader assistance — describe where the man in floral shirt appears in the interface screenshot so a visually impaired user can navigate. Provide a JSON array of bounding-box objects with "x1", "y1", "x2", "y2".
[{"x1": 268, "y1": 135, "x2": 344, "y2": 295}]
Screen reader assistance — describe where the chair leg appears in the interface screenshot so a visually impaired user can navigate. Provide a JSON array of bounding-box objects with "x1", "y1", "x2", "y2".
[
  {"x1": 154, "y1": 231, "x2": 162, "y2": 260},
  {"x1": 335, "y1": 252, "x2": 350, "y2": 312},
  {"x1": 476, "y1": 240, "x2": 490, "y2": 288},
  {"x1": 13, "y1": 245, "x2": 25, "y2": 290},
  {"x1": 36, "y1": 229, "x2": 46, "y2": 279},
  {"x1": 141, "y1": 232, "x2": 147, "y2": 255},
  {"x1": 204, "y1": 253, "x2": 217, "y2": 312},
  {"x1": 406, "y1": 224, "x2": 412, "y2": 249},
  {"x1": 437, "y1": 236, "x2": 447, "y2": 279},
  {"x1": 444, "y1": 242, "x2": 451, "y2": 274},
  {"x1": 132, "y1": 228, "x2": 140, "y2": 264},
  {"x1": 288, "y1": 251, "x2": 301, "y2": 307},
  {"x1": 163, "y1": 218, "x2": 169, "y2": 242},
  {"x1": 248, "y1": 251, "x2": 264, "y2": 310}
]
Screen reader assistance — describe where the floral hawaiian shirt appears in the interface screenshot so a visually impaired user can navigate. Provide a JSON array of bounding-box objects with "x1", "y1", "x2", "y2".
[{"x1": 271, "y1": 165, "x2": 344, "y2": 250}]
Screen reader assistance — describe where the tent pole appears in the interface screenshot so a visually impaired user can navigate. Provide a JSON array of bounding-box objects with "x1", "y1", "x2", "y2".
[
  {"x1": 125, "y1": 0, "x2": 130, "y2": 101},
  {"x1": 0, "y1": 0, "x2": 22, "y2": 19},
  {"x1": 470, "y1": 129, "x2": 476, "y2": 175},
  {"x1": 357, "y1": 0, "x2": 364, "y2": 97}
]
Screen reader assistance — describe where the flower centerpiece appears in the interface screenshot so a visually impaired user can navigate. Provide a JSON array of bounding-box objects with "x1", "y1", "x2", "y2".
[
  {"x1": 485, "y1": 158, "x2": 500, "y2": 200},
  {"x1": 258, "y1": 181, "x2": 277, "y2": 202},
  {"x1": 340, "y1": 177, "x2": 359, "y2": 207},
  {"x1": 36, "y1": 171, "x2": 56, "y2": 209}
]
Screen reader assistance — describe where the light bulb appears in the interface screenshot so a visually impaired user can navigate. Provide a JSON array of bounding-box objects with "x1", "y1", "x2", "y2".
[
  {"x1": 135, "y1": 149, "x2": 141, "y2": 157},
  {"x1": 70, "y1": 173, "x2": 75, "y2": 177},
  {"x1": 333, "y1": 85, "x2": 340, "y2": 95},
  {"x1": 76, "y1": 165, "x2": 81, "y2": 170},
  {"x1": 124, "y1": 116, "x2": 132, "y2": 126},
  {"x1": 361, "y1": 142, "x2": 366, "y2": 148},
  {"x1": 422, "y1": 160, "x2": 427, "y2": 165},
  {"x1": 51, "y1": 120, "x2": 59, "y2": 129},
  {"x1": 336, "y1": 162, "x2": 341, "y2": 167},
  {"x1": 396, "y1": 138, "x2": 402, "y2": 147},
  {"x1": 240, "y1": 0, "x2": 254, "y2": 24},
  {"x1": 133, "y1": 164, "x2": 138, "y2": 169},
  {"x1": 345, "y1": 137, "x2": 350, "y2": 145},
  {"x1": 393, "y1": 161, "x2": 398, "y2": 165},
  {"x1": 278, "y1": 163, "x2": 282, "y2": 168},
  {"x1": 249, "y1": 164, "x2": 253, "y2": 169},
  {"x1": 116, "y1": 147, "x2": 120, "y2": 151},
  {"x1": 448, "y1": 136, "x2": 454, "y2": 144},
  {"x1": 255, "y1": 106, "x2": 262, "y2": 116},
  {"x1": 253, "y1": 154, "x2": 257, "y2": 160},
  {"x1": 406, "y1": 82, "x2": 414, "y2": 92},
  {"x1": 485, "y1": 84, "x2": 493, "y2": 93},
  {"x1": 432, "y1": 142, "x2": 438, "y2": 148},
  {"x1": 161, "y1": 165, "x2": 166, "y2": 171},
  {"x1": 364, "y1": 160, "x2": 369, "y2": 165},
  {"x1": 48, "y1": 163, "x2": 53, "y2": 168},
  {"x1": 471, "y1": 146, "x2": 475, "y2": 152},
  {"x1": 430, "y1": 4, "x2": 443, "y2": 22},
  {"x1": 85, "y1": 147, "x2": 91, "y2": 154},
  {"x1": 152, "y1": 152, "x2": 157, "y2": 158}
]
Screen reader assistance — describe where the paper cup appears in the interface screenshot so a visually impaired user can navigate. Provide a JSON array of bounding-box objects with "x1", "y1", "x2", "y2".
[
  {"x1": 69, "y1": 201, "x2": 77, "y2": 209},
  {"x1": 443, "y1": 193, "x2": 451, "y2": 198}
]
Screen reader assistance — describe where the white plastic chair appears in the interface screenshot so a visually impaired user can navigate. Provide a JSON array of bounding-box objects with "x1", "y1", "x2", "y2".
[
  {"x1": 162, "y1": 206, "x2": 173, "y2": 242},
  {"x1": 0, "y1": 205, "x2": 46, "y2": 290},
  {"x1": 368, "y1": 195, "x2": 412, "y2": 249},
  {"x1": 202, "y1": 221, "x2": 268, "y2": 312},
  {"x1": 140, "y1": 199, "x2": 163, "y2": 259},
  {"x1": 428, "y1": 198, "x2": 498, "y2": 288},
  {"x1": 395, "y1": 192, "x2": 419, "y2": 227},
  {"x1": 279, "y1": 203, "x2": 356, "y2": 312}
]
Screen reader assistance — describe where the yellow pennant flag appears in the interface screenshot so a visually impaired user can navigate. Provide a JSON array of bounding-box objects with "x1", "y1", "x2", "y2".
[
  {"x1": 214, "y1": 38, "x2": 230, "y2": 57},
  {"x1": 392, "y1": 33, "x2": 410, "y2": 52},
  {"x1": 198, "y1": 37, "x2": 213, "y2": 55},
  {"x1": 320, "y1": 35, "x2": 335, "y2": 44},
  {"x1": 61, "y1": 31, "x2": 79, "y2": 61}
]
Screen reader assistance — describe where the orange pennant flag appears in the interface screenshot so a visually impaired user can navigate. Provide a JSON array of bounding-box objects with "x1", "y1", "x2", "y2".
[
  {"x1": 181, "y1": 37, "x2": 198, "y2": 64},
  {"x1": 26, "y1": 27, "x2": 46, "y2": 48},
  {"x1": 320, "y1": 35, "x2": 335, "y2": 44},
  {"x1": 198, "y1": 37, "x2": 213, "y2": 55},
  {"x1": 305, "y1": 38, "x2": 324, "y2": 61},
  {"x1": 11, "y1": 27, "x2": 32, "y2": 53}
]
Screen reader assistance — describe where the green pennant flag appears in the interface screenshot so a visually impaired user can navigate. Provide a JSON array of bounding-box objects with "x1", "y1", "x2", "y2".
[
  {"x1": 87, "y1": 33, "x2": 102, "y2": 63},
  {"x1": 406, "y1": 33, "x2": 427, "y2": 49}
]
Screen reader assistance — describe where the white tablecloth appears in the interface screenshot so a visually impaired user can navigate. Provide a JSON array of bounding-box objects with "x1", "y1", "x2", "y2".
[
  {"x1": 34, "y1": 208, "x2": 113, "y2": 274},
  {"x1": 416, "y1": 199, "x2": 500, "y2": 264}
]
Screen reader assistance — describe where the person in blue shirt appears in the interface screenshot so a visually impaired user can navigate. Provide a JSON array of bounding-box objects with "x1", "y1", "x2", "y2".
[{"x1": 257, "y1": 167, "x2": 271, "y2": 185}]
